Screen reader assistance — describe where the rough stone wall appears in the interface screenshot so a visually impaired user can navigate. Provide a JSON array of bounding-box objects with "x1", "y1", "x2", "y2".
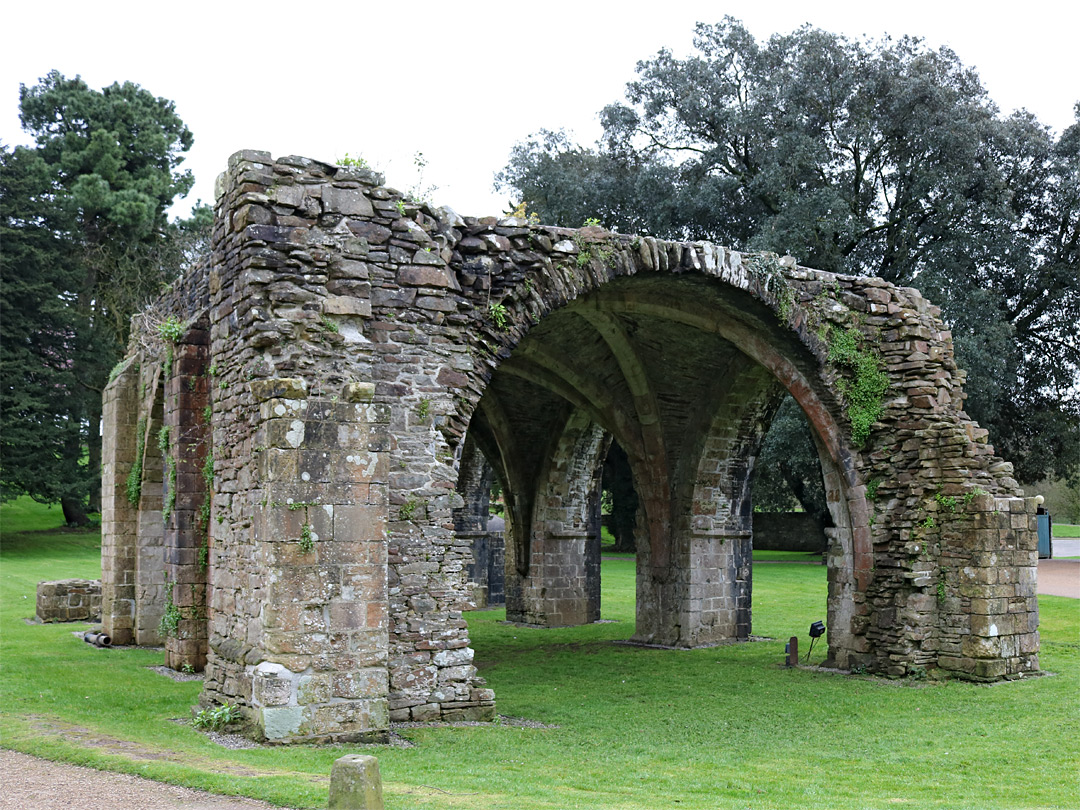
[{"x1": 101, "y1": 150, "x2": 1041, "y2": 744}]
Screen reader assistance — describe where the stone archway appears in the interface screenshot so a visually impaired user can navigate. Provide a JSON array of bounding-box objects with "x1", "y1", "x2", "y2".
[{"x1": 100, "y1": 151, "x2": 1040, "y2": 744}]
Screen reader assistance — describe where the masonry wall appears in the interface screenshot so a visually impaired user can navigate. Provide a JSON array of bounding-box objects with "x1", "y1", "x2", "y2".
[
  {"x1": 752, "y1": 513, "x2": 827, "y2": 553},
  {"x1": 101, "y1": 150, "x2": 1041, "y2": 744}
]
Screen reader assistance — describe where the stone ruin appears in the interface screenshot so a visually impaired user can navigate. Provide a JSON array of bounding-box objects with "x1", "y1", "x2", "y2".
[
  {"x1": 100, "y1": 150, "x2": 1041, "y2": 743},
  {"x1": 36, "y1": 578, "x2": 102, "y2": 623}
]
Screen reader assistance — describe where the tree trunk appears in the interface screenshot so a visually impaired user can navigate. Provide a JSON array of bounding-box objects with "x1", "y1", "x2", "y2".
[
  {"x1": 86, "y1": 395, "x2": 103, "y2": 513},
  {"x1": 61, "y1": 496, "x2": 90, "y2": 527}
]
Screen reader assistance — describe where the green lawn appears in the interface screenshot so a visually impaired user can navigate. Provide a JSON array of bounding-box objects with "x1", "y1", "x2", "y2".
[
  {"x1": 1053, "y1": 523, "x2": 1080, "y2": 538},
  {"x1": 2, "y1": 497, "x2": 1078, "y2": 809}
]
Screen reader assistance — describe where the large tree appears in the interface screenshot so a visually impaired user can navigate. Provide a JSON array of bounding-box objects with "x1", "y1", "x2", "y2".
[
  {"x1": 1, "y1": 71, "x2": 201, "y2": 524},
  {"x1": 498, "y1": 19, "x2": 1080, "y2": 506}
]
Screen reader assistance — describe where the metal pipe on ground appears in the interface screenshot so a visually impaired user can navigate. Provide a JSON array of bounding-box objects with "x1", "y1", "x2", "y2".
[{"x1": 83, "y1": 631, "x2": 112, "y2": 648}]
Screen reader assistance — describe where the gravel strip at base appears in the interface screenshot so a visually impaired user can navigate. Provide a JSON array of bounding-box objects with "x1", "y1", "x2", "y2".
[{"x1": 0, "y1": 749, "x2": 300, "y2": 810}]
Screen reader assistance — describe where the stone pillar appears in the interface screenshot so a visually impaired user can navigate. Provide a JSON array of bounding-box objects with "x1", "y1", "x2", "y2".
[
  {"x1": 505, "y1": 418, "x2": 605, "y2": 627},
  {"x1": 247, "y1": 382, "x2": 391, "y2": 743},
  {"x1": 134, "y1": 363, "x2": 166, "y2": 645},
  {"x1": 936, "y1": 494, "x2": 1040, "y2": 680},
  {"x1": 101, "y1": 355, "x2": 140, "y2": 645},
  {"x1": 633, "y1": 528, "x2": 746, "y2": 647},
  {"x1": 508, "y1": 531, "x2": 595, "y2": 626},
  {"x1": 454, "y1": 438, "x2": 495, "y2": 606},
  {"x1": 163, "y1": 327, "x2": 211, "y2": 671}
]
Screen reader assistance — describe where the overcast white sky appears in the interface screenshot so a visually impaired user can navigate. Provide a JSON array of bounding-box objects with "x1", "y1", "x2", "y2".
[{"x1": 2, "y1": 1, "x2": 1077, "y2": 219}]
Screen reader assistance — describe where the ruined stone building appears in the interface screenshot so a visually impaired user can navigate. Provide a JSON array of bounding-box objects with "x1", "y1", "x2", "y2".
[{"x1": 100, "y1": 152, "x2": 1040, "y2": 743}]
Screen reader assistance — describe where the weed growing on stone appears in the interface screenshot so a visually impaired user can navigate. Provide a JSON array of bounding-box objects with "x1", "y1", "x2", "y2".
[
  {"x1": 159, "y1": 577, "x2": 181, "y2": 638},
  {"x1": 297, "y1": 523, "x2": 314, "y2": 553},
  {"x1": 336, "y1": 153, "x2": 369, "y2": 169},
  {"x1": 157, "y1": 316, "x2": 187, "y2": 343},
  {"x1": 866, "y1": 478, "x2": 882, "y2": 500},
  {"x1": 488, "y1": 301, "x2": 510, "y2": 331},
  {"x1": 107, "y1": 360, "x2": 126, "y2": 383},
  {"x1": 400, "y1": 497, "x2": 423, "y2": 521},
  {"x1": 573, "y1": 231, "x2": 616, "y2": 269},
  {"x1": 163, "y1": 455, "x2": 177, "y2": 524},
  {"x1": 935, "y1": 492, "x2": 958, "y2": 514},
  {"x1": 191, "y1": 703, "x2": 240, "y2": 731},
  {"x1": 507, "y1": 200, "x2": 540, "y2": 225}
]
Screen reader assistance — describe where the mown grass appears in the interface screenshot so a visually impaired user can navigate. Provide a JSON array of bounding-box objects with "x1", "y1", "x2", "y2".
[
  {"x1": 1, "y1": 497, "x2": 1078, "y2": 809},
  {"x1": 1052, "y1": 523, "x2": 1080, "y2": 538}
]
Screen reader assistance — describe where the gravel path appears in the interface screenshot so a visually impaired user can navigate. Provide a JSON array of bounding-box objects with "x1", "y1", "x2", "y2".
[
  {"x1": 1038, "y1": 559, "x2": 1080, "y2": 598},
  {"x1": 0, "y1": 749, "x2": 299, "y2": 810}
]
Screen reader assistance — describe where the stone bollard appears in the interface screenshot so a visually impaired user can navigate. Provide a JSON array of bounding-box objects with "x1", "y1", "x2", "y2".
[{"x1": 329, "y1": 754, "x2": 384, "y2": 810}]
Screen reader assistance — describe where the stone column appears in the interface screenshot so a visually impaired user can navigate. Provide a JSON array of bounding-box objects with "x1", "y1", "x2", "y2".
[
  {"x1": 633, "y1": 527, "x2": 747, "y2": 647},
  {"x1": 505, "y1": 418, "x2": 605, "y2": 627},
  {"x1": 100, "y1": 355, "x2": 140, "y2": 645},
  {"x1": 134, "y1": 363, "x2": 166, "y2": 645},
  {"x1": 163, "y1": 327, "x2": 211, "y2": 671}
]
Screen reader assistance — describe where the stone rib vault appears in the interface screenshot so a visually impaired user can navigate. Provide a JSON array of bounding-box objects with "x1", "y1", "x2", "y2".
[{"x1": 100, "y1": 151, "x2": 1040, "y2": 743}]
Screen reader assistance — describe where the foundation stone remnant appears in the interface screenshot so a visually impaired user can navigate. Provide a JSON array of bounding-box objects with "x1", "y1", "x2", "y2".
[
  {"x1": 36, "y1": 579, "x2": 102, "y2": 623},
  {"x1": 100, "y1": 150, "x2": 1040, "y2": 743}
]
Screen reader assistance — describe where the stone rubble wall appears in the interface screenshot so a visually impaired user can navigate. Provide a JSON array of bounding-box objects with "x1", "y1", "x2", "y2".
[{"x1": 100, "y1": 150, "x2": 1041, "y2": 744}]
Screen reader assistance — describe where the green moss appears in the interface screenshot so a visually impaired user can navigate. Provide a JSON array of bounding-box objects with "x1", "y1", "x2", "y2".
[
  {"x1": 125, "y1": 418, "x2": 148, "y2": 506},
  {"x1": 162, "y1": 455, "x2": 177, "y2": 525},
  {"x1": 158, "y1": 577, "x2": 180, "y2": 638},
  {"x1": 827, "y1": 326, "x2": 890, "y2": 447}
]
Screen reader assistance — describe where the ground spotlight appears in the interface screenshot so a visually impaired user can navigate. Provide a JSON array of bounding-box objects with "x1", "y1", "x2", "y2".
[{"x1": 806, "y1": 620, "x2": 825, "y2": 662}]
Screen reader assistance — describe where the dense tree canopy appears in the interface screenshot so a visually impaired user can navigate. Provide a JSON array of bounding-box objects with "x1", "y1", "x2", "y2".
[
  {"x1": 498, "y1": 19, "x2": 1079, "y2": 504},
  {"x1": 1, "y1": 71, "x2": 204, "y2": 524}
]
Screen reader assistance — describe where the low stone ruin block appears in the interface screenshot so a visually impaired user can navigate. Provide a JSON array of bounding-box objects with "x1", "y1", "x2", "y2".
[{"x1": 36, "y1": 578, "x2": 102, "y2": 623}]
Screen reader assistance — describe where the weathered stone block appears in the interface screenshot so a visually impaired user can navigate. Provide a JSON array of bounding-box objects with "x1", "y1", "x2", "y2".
[
  {"x1": 323, "y1": 296, "x2": 371, "y2": 317},
  {"x1": 331, "y1": 668, "x2": 389, "y2": 699},
  {"x1": 398, "y1": 265, "x2": 454, "y2": 288},
  {"x1": 323, "y1": 187, "x2": 374, "y2": 217},
  {"x1": 329, "y1": 754, "x2": 384, "y2": 810},
  {"x1": 261, "y1": 705, "x2": 305, "y2": 740}
]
